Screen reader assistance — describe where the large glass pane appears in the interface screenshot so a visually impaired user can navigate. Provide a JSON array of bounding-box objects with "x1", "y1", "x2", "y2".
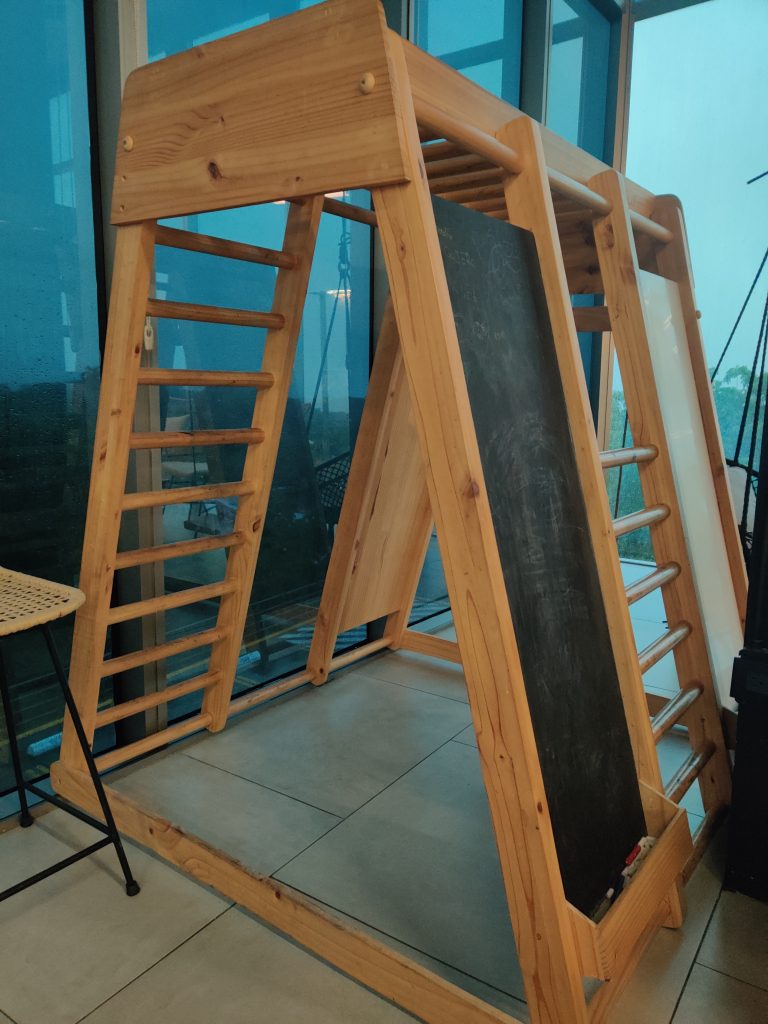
[
  {"x1": 616, "y1": 0, "x2": 768, "y2": 556},
  {"x1": 136, "y1": 1, "x2": 372, "y2": 722},
  {"x1": 0, "y1": 0, "x2": 103, "y2": 798}
]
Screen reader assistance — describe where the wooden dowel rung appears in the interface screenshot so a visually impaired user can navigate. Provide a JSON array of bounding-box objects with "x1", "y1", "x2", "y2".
[
  {"x1": 625, "y1": 562, "x2": 681, "y2": 605},
  {"x1": 638, "y1": 622, "x2": 691, "y2": 673},
  {"x1": 629, "y1": 209, "x2": 674, "y2": 245},
  {"x1": 321, "y1": 196, "x2": 377, "y2": 227},
  {"x1": 414, "y1": 97, "x2": 524, "y2": 176},
  {"x1": 115, "y1": 531, "x2": 244, "y2": 569},
  {"x1": 572, "y1": 306, "x2": 612, "y2": 333},
  {"x1": 137, "y1": 369, "x2": 275, "y2": 389},
  {"x1": 99, "y1": 628, "x2": 222, "y2": 678},
  {"x1": 106, "y1": 581, "x2": 234, "y2": 625},
  {"x1": 95, "y1": 672, "x2": 220, "y2": 727},
  {"x1": 95, "y1": 713, "x2": 213, "y2": 772},
  {"x1": 613, "y1": 503, "x2": 669, "y2": 537},
  {"x1": 227, "y1": 670, "x2": 313, "y2": 717},
  {"x1": 547, "y1": 168, "x2": 611, "y2": 215},
  {"x1": 421, "y1": 140, "x2": 466, "y2": 162},
  {"x1": 665, "y1": 743, "x2": 716, "y2": 805},
  {"x1": 146, "y1": 298, "x2": 284, "y2": 331},
  {"x1": 122, "y1": 481, "x2": 253, "y2": 511},
  {"x1": 599, "y1": 445, "x2": 658, "y2": 470},
  {"x1": 651, "y1": 685, "x2": 704, "y2": 742},
  {"x1": 431, "y1": 183, "x2": 505, "y2": 204},
  {"x1": 427, "y1": 167, "x2": 503, "y2": 193},
  {"x1": 129, "y1": 428, "x2": 265, "y2": 450},
  {"x1": 154, "y1": 225, "x2": 297, "y2": 269}
]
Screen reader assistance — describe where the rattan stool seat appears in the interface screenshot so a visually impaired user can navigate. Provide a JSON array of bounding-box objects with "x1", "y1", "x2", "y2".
[{"x1": 0, "y1": 567, "x2": 85, "y2": 638}]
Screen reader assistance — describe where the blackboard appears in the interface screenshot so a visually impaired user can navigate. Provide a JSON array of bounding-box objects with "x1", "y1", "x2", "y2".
[{"x1": 433, "y1": 196, "x2": 646, "y2": 918}]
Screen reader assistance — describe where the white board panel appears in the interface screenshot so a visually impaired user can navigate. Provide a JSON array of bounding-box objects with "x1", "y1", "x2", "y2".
[{"x1": 639, "y1": 270, "x2": 741, "y2": 710}]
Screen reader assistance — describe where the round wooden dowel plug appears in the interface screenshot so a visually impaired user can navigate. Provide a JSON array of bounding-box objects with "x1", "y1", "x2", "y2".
[
  {"x1": 122, "y1": 135, "x2": 134, "y2": 151},
  {"x1": 358, "y1": 72, "x2": 375, "y2": 95}
]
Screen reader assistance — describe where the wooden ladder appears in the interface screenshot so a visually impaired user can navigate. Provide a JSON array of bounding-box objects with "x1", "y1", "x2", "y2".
[{"x1": 60, "y1": 197, "x2": 324, "y2": 771}]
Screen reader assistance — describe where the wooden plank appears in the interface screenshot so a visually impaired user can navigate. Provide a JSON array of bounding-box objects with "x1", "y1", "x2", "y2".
[
  {"x1": 399, "y1": 630, "x2": 462, "y2": 665},
  {"x1": 51, "y1": 762, "x2": 525, "y2": 1024},
  {"x1": 153, "y1": 225, "x2": 296, "y2": 268},
  {"x1": 137, "y1": 369, "x2": 274, "y2": 388},
  {"x1": 111, "y1": 0, "x2": 408, "y2": 222},
  {"x1": 203, "y1": 197, "x2": 324, "y2": 730},
  {"x1": 653, "y1": 196, "x2": 748, "y2": 626},
  {"x1": 573, "y1": 306, "x2": 612, "y2": 333},
  {"x1": 375, "y1": 40, "x2": 589, "y2": 1023},
  {"x1": 60, "y1": 222, "x2": 156, "y2": 767},
  {"x1": 95, "y1": 671, "x2": 220, "y2": 726},
  {"x1": 589, "y1": 169, "x2": 732, "y2": 818},
  {"x1": 146, "y1": 298, "x2": 284, "y2": 331}
]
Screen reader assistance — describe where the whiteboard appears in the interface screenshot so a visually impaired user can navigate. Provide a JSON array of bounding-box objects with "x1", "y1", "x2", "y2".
[{"x1": 639, "y1": 270, "x2": 741, "y2": 711}]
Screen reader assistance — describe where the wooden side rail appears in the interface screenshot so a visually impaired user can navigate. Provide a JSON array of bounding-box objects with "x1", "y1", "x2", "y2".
[
  {"x1": 665, "y1": 743, "x2": 716, "y2": 804},
  {"x1": 137, "y1": 369, "x2": 275, "y2": 389},
  {"x1": 115, "y1": 532, "x2": 244, "y2": 569},
  {"x1": 638, "y1": 623, "x2": 691, "y2": 673},
  {"x1": 95, "y1": 671, "x2": 220, "y2": 727},
  {"x1": 613, "y1": 504, "x2": 669, "y2": 537},
  {"x1": 146, "y1": 298, "x2": 285, "y2": 331},
  {"x1": 651, "y1": 685, "x2": 704, "y2": 742},
  {"x1": 154, "y1": 224, "x2": 297, "y2": 268},
  {"x1": 129, "y1": 428, "x2": 265, "y2": 450},
  {"x1": 122, "y1": 481, "x2": 254, "y2": 511},
  {"x1": 625, "y1": 563, "x2": 680, "y2": 605},
  {"x1": 599, "y1": 445, "x2": 658, "y2": 470}
]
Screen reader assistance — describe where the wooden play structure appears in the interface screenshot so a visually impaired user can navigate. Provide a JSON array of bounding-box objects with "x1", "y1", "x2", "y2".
[{"x1": 51, "y1": 3, "x2": 747, "y2": 1021}]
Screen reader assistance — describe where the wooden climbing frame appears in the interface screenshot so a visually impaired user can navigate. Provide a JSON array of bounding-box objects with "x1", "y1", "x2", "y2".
[{"x1": 51, "y1": 4, "x2": 744, "y2": 1023}]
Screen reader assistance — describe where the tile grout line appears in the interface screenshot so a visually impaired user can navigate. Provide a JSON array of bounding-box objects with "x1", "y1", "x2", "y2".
[
  {"x1": 73, "y1": 905, "x2": 234, "y2": 1024},
  {"x1": 668, "y1": 888, "x2": 724, "y2": 1022},
  {"x1": 688, "y1": 960, "x2": 768, "y2": 997},
  {"x1": 268, "y1": 721, "x2": 475, "y2": 879}
]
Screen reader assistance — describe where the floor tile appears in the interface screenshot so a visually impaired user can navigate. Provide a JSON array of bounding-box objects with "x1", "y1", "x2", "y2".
[
  {"x1": 0, "y1": 1012, "x2": 14, "y2": 1024},
  {"x1": 81, "y1": 906, "x2": 415, "y2": 1024},
  {"x1": 361, "y1": 650, "x2": 468, "y2": 703},
  {"x1": 452, "y1": 725, "x2": 477, "y2": 748},
  {"x1": 276, "y1": 741, "x2": 525, "y2": 1001},
  {"x1": 0, "y1": 811, "x2": 227, "y2": 1024},
  {"x1": 111, "y1": 752, "x2": 340, "y2": 877},
  {"x1": 671, "y1": 963, "x2": 768, "y2": 1024},
  {"x1": 698, "y1": 888, "x2": 768, "y2": 993},
  {"x1": 607, "y1": 825, "x2": 726, "y2": 1024},
  {"x1": 184, "y1": 672, "x2": 470, "y2": 817}
]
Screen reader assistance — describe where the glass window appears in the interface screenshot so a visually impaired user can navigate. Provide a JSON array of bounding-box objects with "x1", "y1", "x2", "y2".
[
  {"x1": 134, "y1": 1, "x2": 372, "y2": 724},
  {"x1": 0, "y1": 0, "x2": 103, "y2": 794}
]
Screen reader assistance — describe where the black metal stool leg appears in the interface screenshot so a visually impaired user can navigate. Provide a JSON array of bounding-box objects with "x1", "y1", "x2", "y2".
[
  {"x1": 0, "y1": 640, "x2": 34, "y2": 828},
  {"x1": 40, "y1": 624, "x2": 140, "y2": 897}
]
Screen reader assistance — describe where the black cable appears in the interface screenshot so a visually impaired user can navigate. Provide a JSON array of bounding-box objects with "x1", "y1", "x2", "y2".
[
  {"x1": 711, "y1": 245, "x2": 768, "y2": 382},
  {"x1": 733, "y1": 290, "x2": 768, "y2": 468},
  {"x1": 741, "y1": 294, "x2": 768, "y2": 538}
]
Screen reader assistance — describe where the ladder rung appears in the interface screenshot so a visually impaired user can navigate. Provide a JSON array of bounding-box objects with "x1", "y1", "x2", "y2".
[
  {"x1": 122, "y1": 481, "x2": 254, "y2": 511},
  {"x1": 154, "y1": 225, "x2": 297, "y2": 269},
  {"x1": 95, "y1": 672, "x2": 220, "y2": 727},
  {"x1": 147, "y1": 298, "x2": 284, "y2": 331},
  {"x1": 99, "y1": 628, "x2": 222, "y2": 678},
  {"x1": 625, "y1": 562, "x2": 680, "y2": 605},
  {"x1": 599, "y1": 445, "x2": 658, "y2": 470},
  {"x1": 613, "y1": 504, "x2": 669, "y2": 537},
  {"x1": 115, "y1": 531, "x2": 244, "y2": 569},
  {"x1": 638, "y1": 622, "x2": 691, "y2": 673},
  {"x1": 106, "y1": 581, "x2": 234, "y2": 625},
  {"x1": 129, "y1": 428, "x2": 265, "y2": 450},
  {"x1": 137, "y1": 369, "x2": 275, "y2": 389},
  {"x1": 665, "y1": 742, "x2": 716, "y2": 804},
  {"x1": 651, "y1": 685, "x2": 704, "y2": 742},
  {"x1": 572, "y1": 306, "x2": 611, "y2": 333},
  {"x1": 95, "y1": 713, "x2": 212, "y2": 772}
]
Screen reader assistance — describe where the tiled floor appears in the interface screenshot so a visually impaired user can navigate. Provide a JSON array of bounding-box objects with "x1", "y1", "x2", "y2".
[{"x1": 1, "y1": 565, "x2": 764, "y2": 1023}]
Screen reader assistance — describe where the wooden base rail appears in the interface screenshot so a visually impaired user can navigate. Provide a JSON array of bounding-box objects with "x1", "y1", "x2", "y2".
[
  {"x1": 115, "y1": 532, "x2": 244, "y2": 569},
  {"x1": 154, "y1": 224, "x2": 298, "y2": 269},
  {"x1": 95, "y1": 714, "x2": 214, "y2": 772},
  {"x1": 613, "y1": 504, "x2": 669, "y2": 538},
  {"x1": 122, "y1": 481, "x2": 254, "y2": 511},
  {"x1": 137, "y1": 369, "x2": 275, "y2": 389},
  {"x1": 146, "y1": 298, "x2": 285, "y2": 331},
  {"x1": 638, "y1": 623, "x2": 691, "y2": 674},
  {"x1": 99, "y1": 627, "x2": 222, "y2": 678},
  {"x1": 399, "y1": 629, "x2": 462, "y2": 664},
  {"x1": 413, "y1": 97, "x2": 673, "y2": 244},
  {"x1": 651, "y1": 685, "x2": 704, "y2": 742},
  {"x1": 625, "y1": 563, "x2": 680, "y2": 605},
  {"x1": 128, "y1": 428, "x2": 265, "y2": 450},
  {"x1": 665, "y1": 743, "x2": 716, "y2": 805},
  {"x1": 95, "y1": 671, "x2": 220, "y2": 727},
  {"x1": 51, "y1": 761, "x2": 525, "y2": 1024},
  {"x1": 599, "y1": 445, "x2": 658, "y2": 470},
  {"x1": 105, "y1": 580, "x2": 234, "y2": 625}
]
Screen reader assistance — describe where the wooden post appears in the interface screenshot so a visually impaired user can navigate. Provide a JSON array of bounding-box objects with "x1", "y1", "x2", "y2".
[{"x1": 374, "y1": 39, "x2": 589, "y2": 1024}]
